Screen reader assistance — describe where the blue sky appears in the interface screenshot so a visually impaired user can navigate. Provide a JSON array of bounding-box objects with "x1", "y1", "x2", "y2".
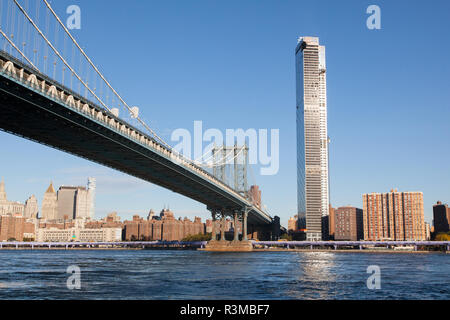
[{"x1": 1, "y1": 0, "x2": 449, "y2": 227}]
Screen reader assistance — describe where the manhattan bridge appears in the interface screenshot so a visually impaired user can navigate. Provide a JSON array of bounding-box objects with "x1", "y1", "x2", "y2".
[{"x1": 0, "y1": 0, "x2": 281, "y2": 247}]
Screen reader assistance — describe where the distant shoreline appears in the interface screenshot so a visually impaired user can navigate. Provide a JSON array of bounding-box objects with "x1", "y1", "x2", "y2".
[
  {"x1": 253, "y1": 248, "x2": 449, "y2": 254},
  {"x1": 0, "y1": 247, "x2": 448, "y2": 254}
]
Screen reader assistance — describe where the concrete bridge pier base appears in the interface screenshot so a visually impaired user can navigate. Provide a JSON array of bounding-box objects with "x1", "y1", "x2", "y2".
[{"x1": 204, "y1": 207, "x2": 253, "y2": 252}]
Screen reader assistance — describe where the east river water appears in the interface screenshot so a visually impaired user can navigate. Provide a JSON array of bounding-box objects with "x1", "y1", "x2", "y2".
[{"x1": 0, "y1": 250, "x2": 448, "y2": 299}]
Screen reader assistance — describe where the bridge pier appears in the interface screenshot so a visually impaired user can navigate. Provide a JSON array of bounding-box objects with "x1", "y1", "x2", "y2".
[
  {"x1": 243, "y1": 210, "x2": 248, "y2": 241},
  {"x1": 204, "y1": 207, "x2": 252, "y2": 252},
  {"x1": 233, "y1": 211, "x2": 239, "y2": 242},
  {"x1": 208, "y1": 208, "x2": 221, "y2": 242},
  {"x1": 211, "y1": 211, "x2": 216, "y2": 241}
]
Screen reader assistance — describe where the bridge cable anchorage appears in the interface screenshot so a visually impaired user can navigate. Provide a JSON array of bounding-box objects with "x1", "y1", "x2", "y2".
[
  {"x1": 0, "y1": 29, "x2": 38, "y2": 70},
  {"x1": 13, "y1": 0, "x2": 111, "y2": 113},
  {"x1": 41, "y1": 0, "x2": 172, "y2": 150}
]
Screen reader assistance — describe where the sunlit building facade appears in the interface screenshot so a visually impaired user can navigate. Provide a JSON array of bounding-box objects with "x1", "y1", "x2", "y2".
[
  {"x1": 0, "y1": 178, "x2": 25, "y2": 216},
  {"x1": 362, "y1": 190, "x2": 425, "y2": 241},
  {"x1": 41, "y1": 183, "x2": 58, "y2": 220},
  {"x1": 295, "y1": 36, "x2": 329, "y2": 241}
]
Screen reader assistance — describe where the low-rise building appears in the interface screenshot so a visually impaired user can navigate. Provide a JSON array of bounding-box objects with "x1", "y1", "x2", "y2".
[
  {"x1": 124, "y1": 209, "x2": 205, "y2": 241},
  {"x1": 35, "y1": 219, "x2": 121, "y2": 242},
  {"x1": 0, "y1": 213, "x2": 35, "y2": 241},
  {"x1": 36, "y1": 226, "x2": 122, "y2": 242}
]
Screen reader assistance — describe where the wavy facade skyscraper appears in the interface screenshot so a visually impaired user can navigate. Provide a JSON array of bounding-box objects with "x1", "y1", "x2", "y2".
[{"x1": 295, "y1": 37, "x2": 330, "y2": 241}]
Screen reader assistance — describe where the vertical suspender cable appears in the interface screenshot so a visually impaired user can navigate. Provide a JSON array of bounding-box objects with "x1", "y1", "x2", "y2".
[
  {"x1": 13, "y1": 0, "x2": 111, "y2": 112},
  {"x1": 0, "y1": 29, "x2": 38, "y2": 69},
  {"x1": 41, "y1": 0, "x2": 172, "y2": 149}
]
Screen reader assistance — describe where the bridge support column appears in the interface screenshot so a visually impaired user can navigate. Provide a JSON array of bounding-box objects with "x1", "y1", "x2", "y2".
[
  {"x1": 243, "y1": 210, "x2": 248, "y2": 241},
  {"x1": 203, "y1": 207, "x2": 252, "y2": 252},
  {"x1": 220, "y1": 211, "x2": 226, "y2": 241},
  {"x1": 210, "y1": 209, "x2": 217, "y2": 241},
  {"x1": 233, "y1": 211, "x2": 239, "y2": 242}
]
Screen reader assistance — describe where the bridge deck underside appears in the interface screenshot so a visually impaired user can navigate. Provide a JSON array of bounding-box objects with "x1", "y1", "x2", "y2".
[{"x1": 0, "y1": 73, "x2": 270, "y2": 225}]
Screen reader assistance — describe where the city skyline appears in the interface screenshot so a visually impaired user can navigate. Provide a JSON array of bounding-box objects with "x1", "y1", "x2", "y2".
[
  {"x1": 0, "y1": 175, "x2": 444, "y2": 230},
  {"x1": 0, "y1": 0, "x2": 449, "y2": 227}
]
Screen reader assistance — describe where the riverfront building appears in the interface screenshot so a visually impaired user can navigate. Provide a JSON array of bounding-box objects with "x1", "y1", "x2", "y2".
[
  {"x1": 0, "y1": 213, "x2": 35, "y2": 241},
  {"x1": 362, "y1": 190, "x2": 425, "y2": 241},
  {"x1": 433, "y1": 201, "x2": 450, "y2": 233},
  {"x1": 35, "y1": 219, "x2": 122, "y2": 242},
  {"x1": 334, "y1": 206, "x2": 363, "y2": 241},
  {"x1": 295, "y1": 36, "x2": 330, "y2": 241},
  {"x1": 123, "y1": 209, "x2": 205, "y2": 241},
  {"x1": 328, "y1": 205, "x2": 335, "y2": 239}
]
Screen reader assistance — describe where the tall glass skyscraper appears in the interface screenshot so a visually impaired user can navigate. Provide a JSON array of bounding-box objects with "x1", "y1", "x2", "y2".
[{"x1": 295, "y1": 37, "x2": 329, "y2": 241}]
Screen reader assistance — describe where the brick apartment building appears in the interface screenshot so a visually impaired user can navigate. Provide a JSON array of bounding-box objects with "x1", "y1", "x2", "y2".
[
  {"x1": 123, "y1": 209, "x2": 205, "y2": 241},
  {"x1": 362, "y1": 190, "x2": 425, "y2": 241},
  {"x1": 334, "y1": 206, "x2": 363, "y2": 241},
  {"x1": 0, "y1": 214, "x2": 35, "y2": 241}
]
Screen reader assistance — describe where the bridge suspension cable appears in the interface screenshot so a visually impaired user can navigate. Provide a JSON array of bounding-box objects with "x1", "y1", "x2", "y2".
[
  {"x1": 1, "y1": 0, "x2": 258, "y2": 192},
  {"x1": 12, "y1": 0, "x2": 112, "y2": 113},
  {"x1": 41, "y1": 0, "x2": 172, "y2": 149},
  {"x1": 0, "y1": 29, "x2": 37, "y2": 69}
]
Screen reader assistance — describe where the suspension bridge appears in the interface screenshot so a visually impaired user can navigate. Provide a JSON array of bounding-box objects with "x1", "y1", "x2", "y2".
[{"x1": 0, "y1": 0, "x2": 281, "y2": 248}]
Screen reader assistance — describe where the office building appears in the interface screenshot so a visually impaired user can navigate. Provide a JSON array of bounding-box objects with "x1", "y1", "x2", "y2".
[
  {"x1": 56, "y1": 178, "x2": 96, "y2": 220},
  {"x1": 0, "y1": 178, "x2": 25, "y2": 216},
  {"x1": 24, "y1": 195, "x2": 39, "y2": 219},
  {"x1": 295, "y1": 36, "x2": 330, "y2": 241},
  {"x1": 57, "y1": 186, "x2": 78, "y2": 219},
  {"x1": 87, "y1": 177, "x2": 96, "y2": 218},
  {"x1": 41, "y1": 182, "x2": 58, "y2": 220},
  {"x1": 432, "y1": 201, "x2": 450, "y2": 233}
]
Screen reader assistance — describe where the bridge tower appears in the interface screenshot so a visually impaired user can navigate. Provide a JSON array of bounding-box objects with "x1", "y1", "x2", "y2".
[{"x1": 211, "y1": 144, "x2": 248, "y2": 196}]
